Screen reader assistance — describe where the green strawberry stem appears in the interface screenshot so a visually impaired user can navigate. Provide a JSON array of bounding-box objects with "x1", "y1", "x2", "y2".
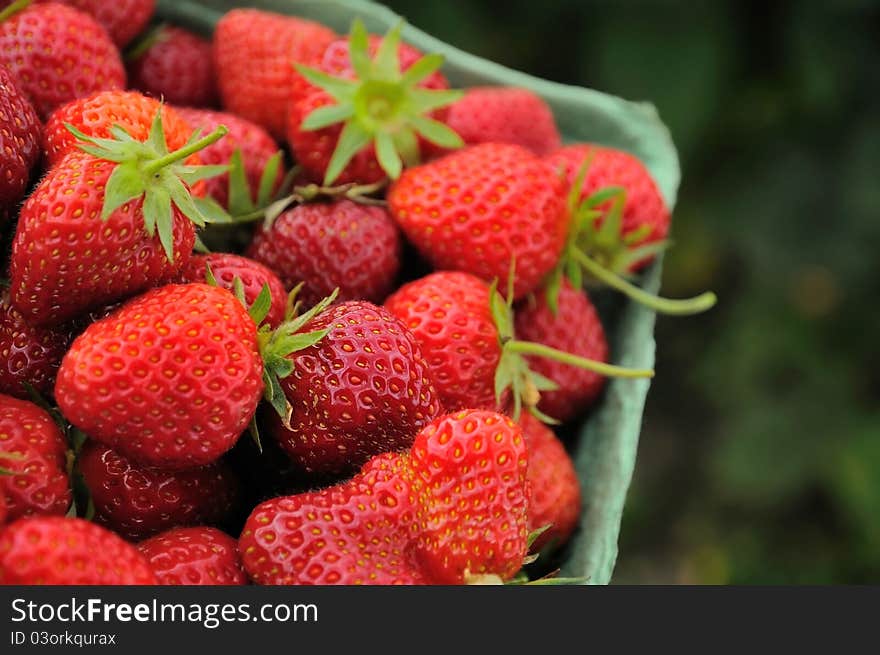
[
  {"x1": 0, "y1": 0, "x2": 31, "y2": 22},
  {"x1": 505, "y1": 340, "x2": 653, "y2": 378},
  {"x1": 573, "y1": 249, "x2": 717, "y2": 316},
  {"x1": 142, "y1": 126, "x2": 228, "y2": 175}
]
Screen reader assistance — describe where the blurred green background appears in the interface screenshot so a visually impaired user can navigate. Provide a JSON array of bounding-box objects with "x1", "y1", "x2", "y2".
[{"x1": 385, "y1": 0, "x2": 880, "y2": 583}]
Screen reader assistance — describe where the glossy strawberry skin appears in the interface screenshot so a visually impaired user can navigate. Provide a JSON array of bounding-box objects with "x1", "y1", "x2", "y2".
[
  {"x1": 139, "y1": 526, "x2": 248, "y2": 585},
  {"x1": 43, "y1": 91, "x2": 196, "y2": 168},
  {"x1": 245, "y1": 200, "x2": 401, "y2": 309},
  {"x1": 78, "y1": 441, "x2": 241, "y2": 542},
  {"x1": 269, "y1": 301, "x2": 442, "y2": 477},
  {"x1": 545, "y1": 143, "x2": 670, "y2": 271},
  {"x1": 240, "y1": 453, "x2": 424, "y2": 585},
  {"x1": 444, "y1": 86, "x2": 561, "y2": 156},
  {"x1": 514, "y1": 280, "x2": 608, "y2": 422},
  {"x1": 213, "y1": 9, "x2": 336, "y2": 139},
  {"x1": 0, "y1": 492, "x2": 7, "y2": 526},
  {"x1": 55, "y1": 283, "x2": 264, "y2": 470},
  {"x1": 9, "y1": 152, "x2": 196, "y2": 327},
  {"x1": 519, "y1": 413, "x2": 581, "y2": 551},
  {"x1": 388, "y1": 143, "x2": 569, "y2": 300},
  {"x1": 0, "y1": 65, "x2": 41, "y2": 226},
  {"x1": 42, "y1": 0, "x2": 156, "y2": 48},
  {"x1": 0, "y1": 516, "x2": 158, "y2": 584},
  {"x1": 173, "y1": 107, "x2": 283, "y2": 209},
  {"x1": 128, "y1": 27, "x2": 217, "y2": 108},
  {"x1": 176, "y1": 254, "x2": 287, "y2": 328},
  {"x1": 384, "y1": 271, "x2": 502, "y2": 412},
  {"x1": 0, "y1": 292, "x2": 71, "y2": 399},
  {"x1": 0, "y1": 3, "x2": 126, "y2": 120}
]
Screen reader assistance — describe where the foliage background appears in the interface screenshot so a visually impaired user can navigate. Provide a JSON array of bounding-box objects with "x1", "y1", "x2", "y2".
[{"x1": 385, "y1": 0, "x2": 880, "y2": 583}]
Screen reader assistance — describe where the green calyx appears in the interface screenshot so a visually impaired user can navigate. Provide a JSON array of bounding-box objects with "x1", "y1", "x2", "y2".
[
  {"x1": 547, "y1": 158, "x2": 717, "y2": 316},
  {"x1": 489, "y1": 267, "x2": 653, "y2": 424},
  {"x1": 67, "y1": 110, "x2": 231, "y2": 263},
  {"x1": 0, "y1": 0, "x2": 32, "y2": 22},
  {"x1": 296, "y1": 18, "x2": 464, "y2": 185}
]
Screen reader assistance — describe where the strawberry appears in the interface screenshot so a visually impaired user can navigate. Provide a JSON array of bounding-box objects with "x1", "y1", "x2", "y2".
[
  {"x1": 173, "y1": 107, "x2": 284, "y2": 210},
  {"x1": 78, "y1": 440, "x2": 240, "y2": 541},
  {"x1": 514, "y1": 280, "x2": 608, "y2": 422},
  {"x1": 265, "y1": 300, "x2": 442, "y2": 477},
  {"x1": 388, "y1": 142, "x2": 569, "y2": 300},
  {"x1": 10, "y1": 110, "x2": 226, "y2": 327},
  {"x1": 55, "y1": 283, "x2": 264, "y2": 470},
  {"x1": 240, "y1": 409, "x2": 529, "y2": 585},
  {"x1": 213, "y1": 8, "x2": 336, "y2": 139},
  {"x1": 0, "y1": 1, "x2": 125, "y2": 119},
  {"x1": 287, "y1": 21, "x2": 462, "y2": 186},
  {"x1": 0, "y1": 290, "x2": 71, "y2": 399},
  {"x1": 245, "y1": 199, "x2": 401, "y2": 308},
  {"x1": 444, "y1": 86, "x2": 561, "y2": 155},
  {"x1": 43, "y1": 90, "x2": 195, "y2": 167},
  {"x1": 0, "y1": 64, "x2": 40, "y2": 226},
  {"x1": 176, "y1": 253, "x2": 288, "y2": 328},
  {"x1": 34, "y1": 0, "x2": 156, "y2": 48},
  {"x1": 127, "y1": 26, "x2": 217, "y2": 108},
  {"x1": 0, "y1": 490, "x2": 7, "y2": 525},
  {"x1": 0, "y1": 393, "x2": 71, "y2": 521},
  {"x1": 139, "y1": 526, "x2": 247, "y2": 585},
  {"x1": 519, "y1": 413, "x2": 581, "y2": 551},
  {"x1": 0, "y1": 516, "x2": 157, "y2": 584}
]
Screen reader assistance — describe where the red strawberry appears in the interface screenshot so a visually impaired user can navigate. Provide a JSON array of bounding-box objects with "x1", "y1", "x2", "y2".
[
  {"x1": 0, "y1": 2, "x2": 125, "y2": 119},
  {"x1": 176, "y1": 254, "x2": 287, "y2": 328},
  {"x1": 0, "y1": 490, "x2": 7, "y2": 525},
  {"x1": 35, "y1": 0, "x2": 156, "y2": 48},
  {"x1": 519, "y1": 413, "x2": 580, "y2": 551},
  {"x1": 173, "y1": 107, "x2": 284, "y2": 209},
  {"x1": 55, "y1": 283, "x2": 264, "y2": 470},
  {"x1": 0, "y1": 291, "x2": 71, "y2": 399},
  {"x1": 0, "y1": 516, "x2": 157, "y2": 584},
  {"x1": 384, "y1": 271, "x2": 502, "y2": 412},
  {"x1": 213, "y1": 8, "x2": 336, "y2": 139},
  {"x1": 0, "y1": 393, "x2": 70, "y2": 521},
  {"x1": 267, "y1": 300, "x2": 441, "y2": 477},
  {"x1": 240, "y1": 453, "x2": 424, "y2": 585},
  {"x1": 444, "y1": 86, "x2": 561, "y2": 156},
  {"x1": 0, "y1": 64, "x2": 40, "y2": 226},
  {"x1": 245, "y1": 199, "x2": 401, "y2": 308},
  {"x1": 78, "y1": 440, "x2": 240, "y2": 541},
  {"x1": 287, "y1": 21, "x2": 460, "y2": 186},
  {"x1": 389, "y1": 142, "x2": 569, "y2": 300},
  {"x1": 139, "y1": 526, "x2": 247, "y2": 585},
  {"x1": 128, "y1": 26, "x2": 217, "y2": 108},
  {"x1": 43, "y1": 90, "x2": 196, "y2": 167},
  {"x1": 514, "y1": 280, "x2": 608, "y2": 422}
]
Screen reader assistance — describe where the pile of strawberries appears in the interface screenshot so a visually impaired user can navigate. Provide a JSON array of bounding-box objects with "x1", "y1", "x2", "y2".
[{"x1": 0, "y1": 1, "x2": 713, "y2": 585}]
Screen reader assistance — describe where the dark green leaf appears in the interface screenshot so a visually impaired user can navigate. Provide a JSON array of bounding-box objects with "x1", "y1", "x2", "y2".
[{"x1": 101, "y1": 162, "x2": 144, "y2": 219}]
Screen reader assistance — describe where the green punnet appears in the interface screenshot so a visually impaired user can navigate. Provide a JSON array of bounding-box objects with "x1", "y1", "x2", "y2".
[
  {"x1": 296, "y1": 18, "x2": 464, "y2": 185},
  {"x1": 67, "y1": 110, "x2": 231, "y2": 262}
]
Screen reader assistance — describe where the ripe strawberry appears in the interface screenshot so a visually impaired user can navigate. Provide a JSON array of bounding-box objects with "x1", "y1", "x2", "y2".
[
  {"x1": 0, "y1": 491, "x2": 7, "y2": 525},
  {"x1": 0, "y1": 64, "x2": 40, "y2": 226},
  {"x1": 0, "y1": 393, "x2": 71, "y2": 522},
  {"x1": 127, "y1": 26, "x2": 217, "y2": 108},
  {"x1": 287, "y1": 21, "x2": 461, "y2": 186},
  {"x1": 388, "y1": 142, "x2": 569, "y2": 300},
  {"x1": 139, "y1": 526, "x2": 247, "y2": 585},
  {"x1": 34, "y1": 0, "x2": 156, "y2": 48},
  {"x1": 0, "y1": 2, "x2": 125, "y2": 119},
  {"x1": 0, "y1": 291, "x2": 71, "y2": 399},
  {"x1": 213, "y1": 8, "x2": 336, "y2": 139},
  {"x1": 176, "y1": 254, "x2": 287, "y2": 328},
  {"x1": 78, "y1": 440, "x2": 240, "y2": 541},
  {"x1": 11, "y1": 110, "x2": 225, "y2": 327},
  {"x1": 43, "y1": 90, "x2": 195, "y2": 167},
  {"x1": 267, "y1": 300, "x2": 441, "y2": 477},
  {"x1": 444, "y1": 86, "x2": 561, "y2": 156},
  {"x1": 519, "y1": 413, "x2": 581, "y2": 551},
  {"x1": 514, "y1": 280, "x2": 608, "y2": 422},
  {"x1": 55, "y1": 283, "x2": 264, "y2": 470},
  {"x1": 384, "y1": 271, "x2": 502, "y2": 412},
  {"x1": 0, "y1": 516, "x2": 157, "y2": 584},
  {"x1": 173, "y1": 107, "x2": 284, "y2": 209},
  {"x1": 245, "y1": 199, "x2": 401, "y2": 308}
]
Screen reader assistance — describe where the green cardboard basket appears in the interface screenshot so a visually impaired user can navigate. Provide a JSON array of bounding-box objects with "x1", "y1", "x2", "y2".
[{"x1": 156, "y1": 0, "x2": 680, "y2": 585}]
